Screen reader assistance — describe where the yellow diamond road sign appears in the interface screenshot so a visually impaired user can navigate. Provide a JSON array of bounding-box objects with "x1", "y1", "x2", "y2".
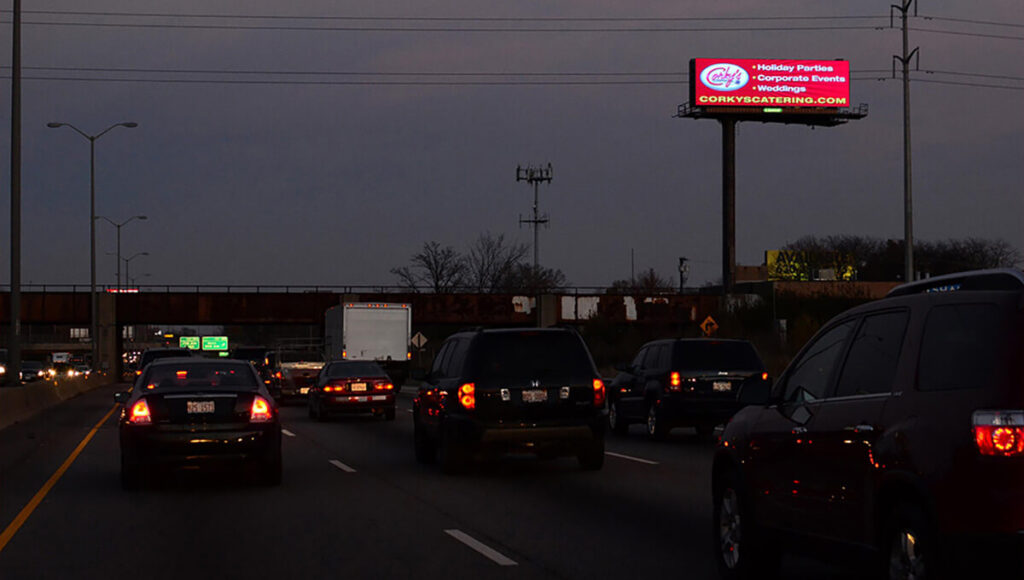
[{"x1": 701, "y1": 316, "x2": 719, "y2": 336}]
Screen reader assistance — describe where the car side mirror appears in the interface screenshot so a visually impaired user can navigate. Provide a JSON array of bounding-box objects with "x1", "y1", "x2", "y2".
[
  {"x1": 738, "y1": 379, "x2": 773, "y2": 406},
  {"x1": 113, "y1": 391, "x2": 130, "y2": 405}
]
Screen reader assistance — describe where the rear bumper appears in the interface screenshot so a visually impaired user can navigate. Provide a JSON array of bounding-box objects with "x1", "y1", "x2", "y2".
[
  {"x1": 657, "y1": 396, "x2": 742, "y2": 426},
  {"x1": 446, "y1": 414, "x2": 605, "y2": 451},
  {"x1": 121, "y1": 423, "x2": 280, "y2": 466},
  {"x1": 321, "y1": 393, "x2": 395, "y2": 413}
]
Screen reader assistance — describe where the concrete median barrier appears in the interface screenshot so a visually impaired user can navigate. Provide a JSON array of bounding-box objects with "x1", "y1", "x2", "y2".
[{"x1": 0, "y1": 375, "x2": 114, "y2": 431}]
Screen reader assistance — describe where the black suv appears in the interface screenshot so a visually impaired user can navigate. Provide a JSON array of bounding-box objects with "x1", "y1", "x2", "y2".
[
  {"x1": 608, "y1": 338, "x2": 768, "y2": 440},
  {"x1": 135, "y1": 347, "x2": 194, "y2": 377},
  {"x1": 412, "y1": 327, "x2": 607, "y2": 473},
  {"x1": 712, "y1": 269, "x2": 1024, "y2": 579},
  {"x1": 230, "y1": 346, "x2": 282, "y2": 401}
]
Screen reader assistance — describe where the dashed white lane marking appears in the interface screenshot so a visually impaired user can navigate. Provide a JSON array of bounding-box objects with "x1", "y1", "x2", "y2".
[
  {"x1": 329, "y1": 459, "x2": 357, "y2": 473},
  {"x1": 444, "y1": 529, "x2": 518, "y2": 567},
  {"x1": 406, "y1": 409, "x2": 414, "y2": 414},
  {"x1": 605, "y1": 451, "x2": 659, "y2": 465},
  {"x1": 281, "y1": 429, "x2": 296, "y2": 437}
]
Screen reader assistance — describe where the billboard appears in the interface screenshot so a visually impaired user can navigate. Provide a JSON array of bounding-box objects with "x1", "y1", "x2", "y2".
[
  {"x1": 691, "y1": 59, "x2": 850, "y2": 108},
  {"x1": 766, "y1": 250, "x2": 856, "y2": 281}
]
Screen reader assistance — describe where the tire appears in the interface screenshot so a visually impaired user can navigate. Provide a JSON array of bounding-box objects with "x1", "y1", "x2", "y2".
[
  {"x1": 260, "y1": 450, "x2": 283, "y2": 486},
  {"x1": 882, "y1": 503, "x2": 934, "y2": 580},
  {"x1": 608, "y1": 401, "x2": 629, "y2": 436},
  {"x1": 315, "y1": 400, "x2": 329, "y2": 422},
  {"x1": 438, "y1": 425, "x2": 470, "y2": 475},
  {"x1": 713, "y1": 469, "x2": 781, "y2": 580},
  {"x1": 577, "y1": 436, "x2": 605, "y2": 471},
  {"x1": 385, "y1": 406, "x2": 396, "y2": 421},
  {"x1": 414, "y1": 423, "x2": 436, "y2": 464},
  {"x1": 646, "y1": 401, "x2": 668, "y2": 440},
  {"x1": 307, "y1": 398, "x2": 316, "y2": 419},
  {"x1": 120, "y1": 455, "x2": 143, "y2": 491}
]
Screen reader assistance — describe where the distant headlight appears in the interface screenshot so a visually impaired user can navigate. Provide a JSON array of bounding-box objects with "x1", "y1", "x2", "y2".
[{"x1": 0, "y1": 365, "x2": 6, "y2": 374}]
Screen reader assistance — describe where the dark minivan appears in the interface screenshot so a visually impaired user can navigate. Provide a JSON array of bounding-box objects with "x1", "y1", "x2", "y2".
[
  {"x1": 413, "y1": 327, "x2": 607, "y2": 473},
  {"x1": 608, "y1": 338, "x2": 768, "y2": 440},
  {"x1": 713, "y1": 269, "x2": 1024, "y2": 579}
]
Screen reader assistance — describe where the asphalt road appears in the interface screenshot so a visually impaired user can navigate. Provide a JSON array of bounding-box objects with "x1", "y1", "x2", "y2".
[{"x1": 0, "y1": 384, "x2": 857, "y2": 580}]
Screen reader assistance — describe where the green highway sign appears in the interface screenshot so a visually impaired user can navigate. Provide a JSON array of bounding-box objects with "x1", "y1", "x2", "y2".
[
  {"x1": 179, "y1": 336, "x2": 201, "y2": 350},
  {"x1": 202, "y1": 336, "x2": 229, "y2": 351}
]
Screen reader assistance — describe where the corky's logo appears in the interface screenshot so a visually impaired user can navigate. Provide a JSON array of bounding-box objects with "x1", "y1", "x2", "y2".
[{"x1": 700, "y1": 63, "x2": 750, "y2": 92}]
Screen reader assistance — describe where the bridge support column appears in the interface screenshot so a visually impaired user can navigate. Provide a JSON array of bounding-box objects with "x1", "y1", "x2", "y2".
[{"x1": 96, "y1": 293, "x2": 118, "y2": 378}]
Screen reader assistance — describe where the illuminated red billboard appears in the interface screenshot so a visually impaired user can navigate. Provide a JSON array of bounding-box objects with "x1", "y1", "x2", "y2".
[{"x1": 690, "y1": 59, "x2": 850, "y2": 108}]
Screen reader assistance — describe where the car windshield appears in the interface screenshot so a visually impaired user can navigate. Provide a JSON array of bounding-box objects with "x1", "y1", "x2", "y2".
[
  {"x1": 675, "y1": 341, "x2": 764, "y2": 372},
  {"x1": 469, "y1": 332, "x2": 595, "y2": 381},
  {"x1": 325, "y1": 361, "x2": 386, "y2": 378},
  {"x1": 23, "y1": 361, "x2": 41, "y2": 370},
  {"x1": 142, "y1": 363, "x2": 258, "y2": 390}
]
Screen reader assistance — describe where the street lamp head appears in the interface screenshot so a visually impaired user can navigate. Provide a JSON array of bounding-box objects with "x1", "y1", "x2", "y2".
[
  {"x1": 46, "y1": 122, "x2": 65, "y2": 128},
  {"x1": 121, "y1": 122, "x2": 138, "y2": 128},
  {"x1": 136, "y1": 215, "x2": 148, "y2": 220},
  {"x1": 141, "y1": 252, "x2": 150, "y2": 257}
]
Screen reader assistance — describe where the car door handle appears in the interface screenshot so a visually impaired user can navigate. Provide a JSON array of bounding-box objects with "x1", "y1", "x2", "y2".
[{"x1": 791, "y1": 426, "x2": 808, "y2": 435}]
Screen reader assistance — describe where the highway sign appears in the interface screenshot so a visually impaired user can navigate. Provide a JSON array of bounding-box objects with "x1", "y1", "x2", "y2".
[
  {"x1": 179, "y1": 336, "x2": 201, "y2": 350},
  {"x1": 701, "y1": 316, "x2": 719, "y2": 336},
  {"x1": 201, "y1": 336, "x2": 229, "y2": 351},
  {"x1": 411, "y1": 332, "x2": 428, "y2": 349}
]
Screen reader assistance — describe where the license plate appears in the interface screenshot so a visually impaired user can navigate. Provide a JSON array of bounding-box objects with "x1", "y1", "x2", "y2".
[
  {"x1": 300, "y1": 387, "x2": 309, "y2": 394},
  {"x1": 522, "y1": 389, "x2": 548, "y2": 403},
  {"x1": 350, "y1": 383, "x2": 367, "y2": 392},
  {"x1": 187, "y1": 401, "x2": 215, "y2": 414},
  {"x1": 713, "y1": 381, "x2": 732, "y2": 393}
]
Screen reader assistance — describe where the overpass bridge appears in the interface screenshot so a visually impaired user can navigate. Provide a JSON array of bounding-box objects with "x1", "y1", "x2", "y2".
[{"x1": 0, "y1": 286, "x2": 720, "y2": 373}]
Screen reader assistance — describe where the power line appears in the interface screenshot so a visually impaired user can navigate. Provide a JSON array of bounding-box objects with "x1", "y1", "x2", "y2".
[
  {"x1": 0, "y1": 19, "x2": 887, "y2": 33},
  {"x1": 921, "y1": 69, "x2": 1024, "y2": 82},
  {"x1": 912, "y1": 78, "x2": 1024, "y2": 91},
  {"x1": 0, "y1": 9, "x2": 890, "y2": 23},
  {"x1": 910, "y1": 27, "x2": 1024, "y2": 41},
  {"x1": 919, "y1": 15, "x2": 1024, "y2": 29}
]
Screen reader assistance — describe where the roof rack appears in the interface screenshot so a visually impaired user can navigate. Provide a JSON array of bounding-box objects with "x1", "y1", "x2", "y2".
[{"x1": 886, "y1": 268, "x2": 1024, "y2": 297}]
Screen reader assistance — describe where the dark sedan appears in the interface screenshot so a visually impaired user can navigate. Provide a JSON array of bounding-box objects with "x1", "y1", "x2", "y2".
[
  {"x1": 115, "y1": 358, "x2": 282, "y2": 490},
  {"x1": 308, "y1": 361, "x2": 396, "y2": 421}
]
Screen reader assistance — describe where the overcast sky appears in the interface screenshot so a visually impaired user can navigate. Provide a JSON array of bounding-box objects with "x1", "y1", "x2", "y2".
[{"x1": 0, "y1": 0, "x2": 1021, "y2": 288}]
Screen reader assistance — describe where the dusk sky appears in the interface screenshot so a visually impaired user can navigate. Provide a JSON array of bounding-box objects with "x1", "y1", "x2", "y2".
[{"x1": 1, "y1": 1, "x2": 1021, "y2": 288}]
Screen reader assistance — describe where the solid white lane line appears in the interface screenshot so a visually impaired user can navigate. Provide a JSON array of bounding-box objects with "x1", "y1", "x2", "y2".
[
  {"x1": 281, "y1": 429, "x2": 296, "y2": 437},
  {"x1": 605, "y1": 451, "x2": 659, "y2": 465},
  {"x1": 444, "y1": 529, "x2": 518, "y2": 567},
  {"x1": 329, "y1": 459, "x2": 357, "y2": 473}
]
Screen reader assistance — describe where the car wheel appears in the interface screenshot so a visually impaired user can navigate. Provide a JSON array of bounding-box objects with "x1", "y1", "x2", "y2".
[
  {"x1": 414, "y1": 422, "x2": 436, "y2": 464},
  {"x1": 608, "y1": 401, "x2": 629, "y2": 436},
  {"x1": 577, "y1": 436, "x2": 605, "y2": 471},
  {"x1": 260, "y1": 449, "x2": 283, "y2": 486},
  {"x1": 646, "y1": 401, "x2": 668, "y2": 440},
  {"x1": 713, "y1": 469, "x2": 781, "y2": 580},
  {"x1": 307, "y1": 397, "x2": 317, "y2": 419},
  {"x1": 315, "y1": 400, "x2": 329, "y2": 422},
  {"x1": 438, "y1": 425, "x2": 469, "y2": 475},
  {"x1": 883, "y1": 503, "x2": 933, "y2": 580},
  {"x1": 120, "y1": 455, "x2": 143, "y2": 491}
]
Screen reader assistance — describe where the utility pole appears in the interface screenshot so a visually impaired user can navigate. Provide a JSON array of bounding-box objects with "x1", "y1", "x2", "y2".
[
  {"x1": 8, "y1": 0, "x2": 21, "y2": 386},
  {"x1": 516, "y1": 163, "x2": 553, "y2": 274},
  {"x1": 893, "y1": 0, "x2": 918, "y2": 282}
]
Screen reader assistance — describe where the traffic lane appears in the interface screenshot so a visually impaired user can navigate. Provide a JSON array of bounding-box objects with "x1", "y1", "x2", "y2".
[
  {"x1": 0, "y1": 382, "x2": 125, "y2": 539},
  {"x1": 0, "y1": 395, "x2": 535, "y2": 579},
  {"x1": 284, "y1": 397, "x2": 860, "y2": 580}
]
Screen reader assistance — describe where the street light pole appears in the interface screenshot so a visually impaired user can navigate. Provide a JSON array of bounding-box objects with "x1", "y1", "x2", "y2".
[
  {"x1": 122, "y1": 252, "x2": 149, "y2": 290},
  {"x1": 97, "y1": 215, "x2": 147, "y2": 292},
  {"x1": 47, "y1": 121, "x2": 137, "y2": 372}
]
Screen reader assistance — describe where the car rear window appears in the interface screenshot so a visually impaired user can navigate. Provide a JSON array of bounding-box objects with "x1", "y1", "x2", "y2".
[
  {"x1": 326, "y1": 362, "x2": 386, "y2": 378},
  {"x1": 673, "y1": 341, "x2": 764, "y2": 372},
  {"x1": 141, "y1": 350, "x2": 192, "y2": 366},
  {"x1": 917, "y1": 303, "x2": 1011, "y2": 391},
  {"x1": 142, "y1": 363, "x2": 258, "y2": 390},
  {"x1": 469, "y1": 332, "x2": 595, "y2": 381}
]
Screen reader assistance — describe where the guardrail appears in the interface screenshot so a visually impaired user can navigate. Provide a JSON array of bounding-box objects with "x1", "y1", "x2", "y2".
[{"x1": 0, "y1": 284, "x2": 727, "y2": 295}]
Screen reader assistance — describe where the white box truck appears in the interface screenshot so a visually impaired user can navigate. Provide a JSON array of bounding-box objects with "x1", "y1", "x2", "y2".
[{"x1": 325, "y1": 302, "x2": 412, "y2": 388}]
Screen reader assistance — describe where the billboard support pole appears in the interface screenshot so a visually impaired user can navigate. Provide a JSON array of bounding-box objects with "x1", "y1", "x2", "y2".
[{"x1": 721, "y1": 118, "x2": 736, "y2": 294}]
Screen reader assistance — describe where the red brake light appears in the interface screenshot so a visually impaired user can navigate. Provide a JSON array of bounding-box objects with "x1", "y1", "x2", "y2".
[
  {"x1": 375, "y1": 381, "x2": 394, "y2": 391},
  {"x1": 458, "y1": 383, "x2": 475, "y2": 410},
  {"x1": 250, "y1": 396, "x2": 273, "y2": 423},
  {"x1": 670, "y1": 372, "x2": 681, "y2": 387},
  {"x1": 129, "y1": 399, "x2": 152, "y2": 425},
  {"x1": 593, "y1": 379, "x2": 606, "y2": 408},
  {"x1": 973, "y1": 411, "x2": 1024, "y2": 457},
  {"x1": 762, "y1": 372, "x2": 769, "y2": 381}
]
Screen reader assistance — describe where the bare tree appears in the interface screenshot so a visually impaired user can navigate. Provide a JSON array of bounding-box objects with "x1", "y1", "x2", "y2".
[
  {"x1": 608, "y1": 268, "x2": 673, "y2": 293},
  {"x1": 390, "y1": 241, "x2": 466, "y2": 293},
  {"x1": 504, "y1": 264, "x2": 568, "y2": 293},
  {"x1": 466, "y1": 232, "x2": 529, "y2": 293}
]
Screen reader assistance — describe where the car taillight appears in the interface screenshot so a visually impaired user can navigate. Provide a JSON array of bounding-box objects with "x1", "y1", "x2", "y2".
[
  {"x1": 375, "y1": 381, "x2": 394, "y2": 391},
  {"x1": 250, "y1": 396, "x2": 273, "y2": 423},
  {"x1": 129, "y1": 399, "x2": 152, "y2": 425},
  {"x1": 342, "y1": 350, "x2": 347, "y2": 359},
  {"x1": 667, "y1": 372, "x2": 683, "y2": 393},
  {"x1": 593, "y1": 379, "x2": 606, "y2": 408},
  {"x1": 458, "y1": 383, "x2": 475, "y2": 410},
  {"x1": 973, "y1": 410, "x2": 1024, "y2": 457}
]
